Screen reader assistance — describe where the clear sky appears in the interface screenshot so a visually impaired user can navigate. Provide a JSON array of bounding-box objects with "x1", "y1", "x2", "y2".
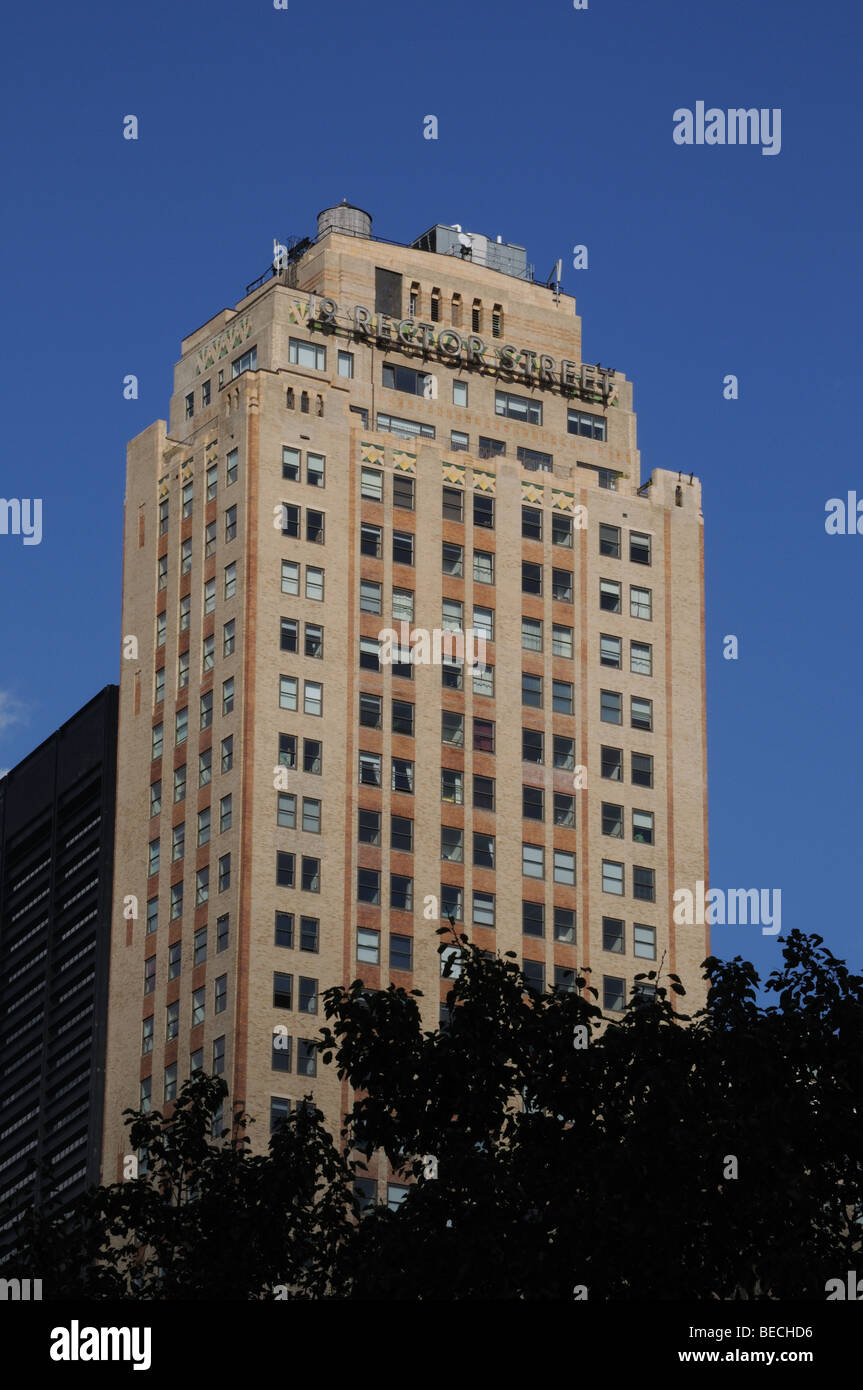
[{"x1": 1, "y1": 0, "x2": 861, "y2": 986}]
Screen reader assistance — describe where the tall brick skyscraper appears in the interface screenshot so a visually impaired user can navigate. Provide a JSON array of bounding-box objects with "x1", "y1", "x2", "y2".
[{"x1": 102, "y1": 203, "x2": 708, "y2": 1199}]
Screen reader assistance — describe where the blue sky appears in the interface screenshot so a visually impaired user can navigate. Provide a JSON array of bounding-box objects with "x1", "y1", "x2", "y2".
[{"x1": 1, "y1": 0, "x2": 861, "y2": 985}]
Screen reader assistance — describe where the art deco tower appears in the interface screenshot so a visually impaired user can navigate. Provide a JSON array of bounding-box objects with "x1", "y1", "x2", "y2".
[{"x1": 102, "y1": 203, "x2": 708, "y2": 1199}]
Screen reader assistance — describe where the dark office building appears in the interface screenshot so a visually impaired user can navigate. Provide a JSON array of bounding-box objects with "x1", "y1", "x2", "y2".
[{"x1": 0, "y1": 685, "x2": 118, "y2": 1255}]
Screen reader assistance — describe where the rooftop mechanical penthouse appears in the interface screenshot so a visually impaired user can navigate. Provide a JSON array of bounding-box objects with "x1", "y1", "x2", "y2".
[{"x1": 102, "y1": 201, "x2": 709, "y2": 1205}]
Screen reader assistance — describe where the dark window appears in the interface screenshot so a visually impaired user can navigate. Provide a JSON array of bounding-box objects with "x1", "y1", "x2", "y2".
[
  {"x1": 522, "y1": 727, "x2": 543, "y2": 763},
  {"x1": 275, "y1": 912, "x2": 294, "y2": 948},
  {"x1": 523, "y1": 959, "x2": 545, "y2": 993},
  {"x1": 602, "y1": 917, "x2": 625, "y2": 953},
  {"x1": 523, "y1": 785, "x2": 544, "y2": 820},
  {"x1": 375, "y1": 266, "x2": 402, "y2": 318},
  {"x1": 522, "y1": 901, "x2": 544, "y2": 937},
  {"x1": 473, "y1": 775, "x2": 495, "y2": 811},
  {"x1": 391, "y1": 814, "x2": 413, "y2": 852},
  {"x1": 474, "y1": 495, "x2": 494, "y2": 529}
]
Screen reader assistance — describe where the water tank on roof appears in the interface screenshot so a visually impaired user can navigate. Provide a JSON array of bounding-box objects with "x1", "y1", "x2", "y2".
[{"x1": 316, "y1": 200, "x2": 372, "y2": 239}]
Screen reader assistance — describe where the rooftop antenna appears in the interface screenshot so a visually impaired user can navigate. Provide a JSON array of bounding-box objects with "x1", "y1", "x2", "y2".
[{"x1": 545, "y1": 259, "x2": 563, "y2": 303}]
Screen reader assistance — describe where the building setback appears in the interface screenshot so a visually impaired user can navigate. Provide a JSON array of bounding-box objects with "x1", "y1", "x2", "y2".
[
  {"x1": 0, "y1": 685, "x2": 118, "y2": 1254},
  {"x1": 101, "y1": 204, "x2": 709, "y2": 1203}
]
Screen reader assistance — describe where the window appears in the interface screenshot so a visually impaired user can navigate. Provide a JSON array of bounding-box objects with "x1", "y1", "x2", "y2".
[
  {"x1": 224, "y1": 562, "x2": 237, "y2": 600},
  {"x1": 471, "y1": 662, "x2": 494, "y2": 697},
  {"x1": 518, "y1": 446, "x2": 553, "y2": 472},
  {"x1": 392, "y1": 698, "x2": 414, "y2": 736},
  {"x1": 204, "y1": 520, "x2": 216, "y2": 558},
  {"x1": 553, "y1": 680, "x2": 574, "y2": 715},
  {"x1": 523, "y1": 959, "x2": 545, "y2": 994},
  {"x1": 631, "y1": 586, "x2": 652, "y2": 620},
  {"x1": 473, "y1": 832, "x2": 495, "y2": 869},
  {"x1": 473, "y1": 606, "x2": 494, "y2": 641},
  {"x1": 306, "y1": 510, "x2": 324, "y2": 544},
  {"x1": 554, "y1": 850, "x2": 575, "y2": 885},
  {"x1": 358, "y1": 808, "x2": 381, "y2": 844},
  {"x1": 442, "y1": 487, "x2": 463, "y2": 522},
  {"x1": 191, "y1": 986, "x2": 205, "y2": 1027},
  {"x1": 170, "y1": 881, "x2": 184, "y2": 920},
  {"x1": 496, "y1": 390, "x2": 541, "y2": 425},
  {"x1": 441, "y1": 769, "x2": 463, "y2": 805},
  {"x1": 603, "y1": 977, "x2": 625, "y2": 1013},
  {"x1": 473, "y1": 891, "x2": 495, "y2": 927},
  {"x1": 176, "y1": 706, "x2": 189, "y2": 744},
  {"x1": 281, "y1": 561, "x2": 299, "y2": 596},
  {"x1": 165, "y1": 1063, "x2": 178, "y2": 1102},
  {"x1": 452, "y1": 379, "x2": 468, "y2": 406},
  {"x1": 270, "y1": 1097, "x2": 291, "y2": 1133},
  {"x1": 522, "y1": 673, "x2": 542, "y2": 708},
  {"x1": 552, "y1": 569, "x2": 573, "y2": 603},
  {"x1": 601, "y1": 746, "x2": 622, "y2": 781},
  {"x1": 272, "y1": 1031, "x2": 292, "y2": 1072},
  {"x1": 599, "y1": 523, "x2": 621, "y2": 558},
  {"x1": 357, "y1": 927, "x2": 380, "y2": 965},
  {"x1": 275, "y1": 912, "x2": 294, "y2": 949},
  {"x1": 391, "y1": 814, "x2": 413, "y2": 852},
  {"x1": 338, "y1": 350, "x2": 354, "y2": 378},
  {"x1": 279, "y1": 676, "x2": 298, "y2": 711},
  {"x1": 306, "y1": 566, "x2": 324, "y2": 600},
  {"x1": 181, "y1": 538, "x2": 192, "y2": 575},
  {"x1": 273, "y1": 972, "x2": 293, "y2": 1010},
  {"x1": 157, "y1": 555, "x2": 168, "y2": 592},
  {"x1": 357, "y1": 868, "x2": 380, "y2": 904},
  {"x1": 359, "y1": 693, "x2": 382, "y2": 730},
  {"x1": 634, "y1": 923, "x2": 656, "y2": 959},
  {"x1": 232, "y1": 346, "x2": 257, "y2": 378},
  {"x1": 554, "y1": 792, "x2": 575, "y2": 827},
  {"x1": 217, "y1": 914, "x2": 229, "y2": 952},
  {"x1": 198, "y1": 638, "x2": 213, "y2": 676},
  {"x1": 390, "y1": 933, "x2": 413, "y2": 972},
  {"x1": 358, "y1": 579, "x2": 382, "y2": 617},
  {"x1": 598, "y1": 468, "x2": 617, "y2": 490},
  {"x1": 383, "y1": 362, "x2": 432, "y2": 396},
  {"x1": 301, "y1": 798, "x2": 321, "y2": 834},
  {"x1": 300, "y1": 916, "x2": 319, "y2": 952},
  {"x1": 359, "y1": 637, "x2": 380, "y2": 671},
  {"x1": 278, "y1": 734, "x2": 296, "y2": 771},
  {"x1": 602, "y1": 861, "x2": 624, "y2": 895},
  {"x1": 441, "y1": 826, "x2": 464, "y2": 863},
  {"x1": 632, "y1": 752, "x2": 654, "y2": 788},
  {"x1": 360, "y1": 524, "x2": 382, "y2": 558},
  {"x1": 553, "y1": 736, "x2": 575, "y2": 770},
  {"x1": 222, "y1": 677, "x2": 235, "y2": 715},
  {"x1": 142, "y1": 1015, "x2": 154, "y2": 1054},
  {"x1": 146, "y1": 898, "x2": 158, "y2": 934},
  {"x1": 519, "y1": 618, "x2": 543, "y2": 656},
  {"x1": 391, "y1": 874, "x2": 413, "y2": 911},
  {"x1": 567, "y1": 408, "x2": 606, "y2": 440},
  {"x1": 601, "y1": 690, "x2": 623, "y2": 724},
  {"x1": 633, "y1": 866, "x2": 655, "y2": 902},
  {"x1": 359, "y1": 751, "x2": 382, "y2": 786},
  {"x1": 442, "y1": 711, "x2": 464, "y2": 747},
  {"x1": 393, "y1": 474, "x2": 414, "y2": 510},
  {"x1": 282, "y1": 446, "x2": 301, "y2": 482},
  {"x1": 473, "y1": 775, "x2": 495, "y2": 811},
  {"x1": 376, "y1": 412, "x2": 435, "y2": 440},
  {"x1": 602, "y1": 802, "x2": 624, "y2": 838},
  {"x1": 225, "y1": 504, "x2": 238, "y2": 541},
  {"x1": 196, "y1": 866, "x2": 210, "y2": 906},
  {"x1": 522, "y1": 728, "x2": 543, "y2": 764},
  {"x1": 154, "y1": 667, "x2": 166, "y2": 706},
  {"x1": 522, "y1": 507, "x2": 542, "y2": 542},
  {"x1": 522, "y1": 900, "x2": 545, "y2": 938},
  {"x1": 600, "y1": 579, "x2": 621, "y2": 614},
  {"x1": 554, "y1": 966, "x2": 576, "y2": 993},
  {"x1": 522, "y1": 843, "x2": 544, "y2": 879},
  {"x1": 631, "y1": 641, "x2": 653, "y2": 676},
  {"x1": 168, "y1": 940, "x2": 182, "y2": 980},
  {"x1": 289, "y1": 338, "x2": 325, "y2": 370},
  {"x1": 601, "y1": 634, "x2": 622, "y2": 668},
  {"x1": 203, "y1": 578, "x2": 216, "y2": 617},
  {"x1": 159, "y1": 498, "x2": 169, "y2": 535},
  {"x1": 393, "y1": 531, "x2": 414, "y2": 566},
  {"x1": 442, "y1": 598, "x2": 463, "y2": 633},
  {"x1": 281, "y1": 504, "x2": 300, "y2": 540},
  {"x1": 603, "y1": 917, "x2": 625, "y2": 953},
  {"x1": 554, "y1": 907, "x2": 576, "y2": 943},
  {"x1": 361, "y1": 467, "x2": 383, "y2": 502},
  {"x1": 630, "y1": 532, "x2": 652, "y2": 565},
  {"x1": 451, "y1": 429, "x2": 469, "y2": 452},
  {"x1": 523, "y1": 785, "x2": 544, "y2": 820},
  {"x1": 633, "y1": 809, "x2": 654, "y2": 845},
  {"x1": 440, "y1": 883, "x2": 463, "y2": 921},
  {"x1": 197, "y1": 806, "x2": 211, "y2": 846},
  {"x1": 473, "y1": 494, "x2": 494, "y2": 529},
  {"x1": 473, "y1": 718, "x2": 495, "y2": 753},
  {"x1": 631, "y1": 697, "x2": 653, "y2": 732},
  {"x1": 144, "y1": 955, "x2": 156, "y2": 994},
  {"x1": 220, "y1": 794, "x2": 233, "y2": 833},
  {"x1": 218, "y1": 854, "x2": 231, "y2": 891},
  {"x1": 171, "y1": 821, "x2": 185, "y2": 862},
  {"x1": 301, "y1": 856, "x2": 320, "y2": 892}
]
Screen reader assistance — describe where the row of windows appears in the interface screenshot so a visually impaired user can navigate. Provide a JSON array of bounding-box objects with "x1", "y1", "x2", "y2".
[
  {"x1": 272, "y1": 972, "x2": 318, "y2": 1013},
  {"x1": 144, "y1": 955, "x2": 228, "y2": 1004},
  {"x1": 158, "y1": 452, "x2": 239, "y2": 536},
  {"x1": 145, "y1": 853, "x2": 232, "y2": 908},
  {"x1": 147, "y1": 793, "x2": 234, "y2": 844},
  {"x1": 144, "y1": 913, "x2": 230, "y2": 961},
  {"x1": 155, "y1": 625, "x2": 237, "y2": 698},
  {"x1": 150, "y1": 738, "x2": 233, "y2": 812},
  {"x1": 282, "y1": 447, "x2": 325, "y2": 488},
  {"x1": 151, "y1": 680, "x2": 235, "y2": 758},
  {"x1": 270, "y1": 1033, "x2": 318, "y2": 1076}
]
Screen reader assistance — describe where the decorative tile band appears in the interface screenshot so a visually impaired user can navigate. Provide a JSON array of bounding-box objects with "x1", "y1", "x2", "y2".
[{"x1": 472, "y1": 469, "x2": 496, "y2": 495}]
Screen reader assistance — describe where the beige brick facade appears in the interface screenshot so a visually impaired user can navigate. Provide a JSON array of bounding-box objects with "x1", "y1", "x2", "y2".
[{"x1": 101, "y1": 212, "x2": 709, "y2": 1188}]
